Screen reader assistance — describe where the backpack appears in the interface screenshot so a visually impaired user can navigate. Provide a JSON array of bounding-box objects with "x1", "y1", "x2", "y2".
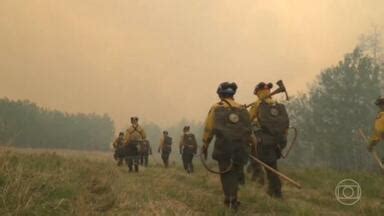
[
  {"x1": 213, "y1": 106, "x2": 252, "y2": 141},
  {"x1": 163, "y1": 136, "x2": 172, "y2": 153},
  {"x1": 258, "y1": 101, "x2": 289, "y2": 135},
  {"x1": 182, "y1": 134, "x2": 197, "y2": 154},
  {"x1": 257, "y1": 101, "x2": 289, "y2": 147}
]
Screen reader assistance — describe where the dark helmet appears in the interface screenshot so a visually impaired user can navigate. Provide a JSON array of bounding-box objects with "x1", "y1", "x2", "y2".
[
  {"x1": 183, "y1": 126, "x2": 190, "y2": 132},
  {"x1": 217, "y1": 82, "x2": 237, "y2": 97},
  {"x1": 163, "y1": 130, "x2": 168, "y2": 135},
  {"x1": 375, "y1": 97, "x2": 384, "y2": 106},
  {"x1": 254, "y1": 82, "x2": 273, "y2": 95}
]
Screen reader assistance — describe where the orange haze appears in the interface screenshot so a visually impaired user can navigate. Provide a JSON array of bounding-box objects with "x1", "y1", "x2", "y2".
[{"x1": 0, "y1": 0, "x2": 383, "y2": 129}]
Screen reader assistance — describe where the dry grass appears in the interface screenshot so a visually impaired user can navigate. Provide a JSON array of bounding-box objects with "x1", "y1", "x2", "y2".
[{"x1": 0, "y1": 147, "x2": 384, "y2": 215}]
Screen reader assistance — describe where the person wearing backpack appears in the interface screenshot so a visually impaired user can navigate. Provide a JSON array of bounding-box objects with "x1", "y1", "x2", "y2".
[
  {"x1": 112, "y1": 132, "x2": 126, "y2": 166},
  {"x1": 139, "y1": 139, "x2": 152, "y2": 167},
  {"x1": 201, "y1": 82, "x2": 252, "y2": 210},
  {"x1": 124, "y1": 117, "x2": 146, "y2": 172},
  {"x1": 179, "y1": 126, "x2": 197, "y2": 173},
  {"x1": 249, "y1": 82, "x2": 289, "y2": 198},
  {"x1": 158, "y1": 131, "x2": 172, "y2": 168}
]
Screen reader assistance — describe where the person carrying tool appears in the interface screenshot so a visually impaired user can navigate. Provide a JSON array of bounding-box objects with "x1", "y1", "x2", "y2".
[
  {"x1": 248, "y1": 81, "x2": 290, "y2": 198},
  {"x1": 368, "y1": 97, "x2": 384, "y2": 153}
]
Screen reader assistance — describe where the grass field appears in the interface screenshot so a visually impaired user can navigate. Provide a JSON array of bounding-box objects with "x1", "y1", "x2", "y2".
[{"x1": 0, "y1": 147, "x2": 383, "y2": 215}]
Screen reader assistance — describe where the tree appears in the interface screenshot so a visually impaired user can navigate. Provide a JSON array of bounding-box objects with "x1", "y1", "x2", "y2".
[
  {"x1": 359, "y1": 25, "x2": 383, "y2": 65},
  {"x1": 288, "y1": 47, "x2": 382, "y2": 170},
  {"x1": 0, "y1": 98, "x2": 115, "y2": 151}
]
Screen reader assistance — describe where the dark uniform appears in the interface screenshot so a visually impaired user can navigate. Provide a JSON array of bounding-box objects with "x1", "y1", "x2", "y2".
[
  {"x1": 158, "y1": 131, "x2": 172, "y2": 168},
  {"x1": 125, "y1": 117, "x2": 146, "y2": 172},
  {"x1": 179, "y1": 126, "x2": 197, "y2": 173},
  {"x1": 139, "y1": 139, "x2": 152, "y2": 167},
  {"x1": 249, "y1": 82, "x2": 288, "y2": 198},
  {"x1": 113, "y1": 132, "x2": 125, "y2": 166},
  {"x1": 202, "y1": 82, "x2": 252, "y2": 210}
]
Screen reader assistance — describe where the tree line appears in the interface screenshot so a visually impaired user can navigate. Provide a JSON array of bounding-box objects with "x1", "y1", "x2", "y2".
[{"x1": 0, "y1": 98, "x2": 115, "y2": 150}]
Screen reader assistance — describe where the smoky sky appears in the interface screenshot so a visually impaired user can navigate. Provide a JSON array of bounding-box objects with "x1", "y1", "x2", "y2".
[{"x1": 0, "y1": 0, "x2": 383, "y2": 130}]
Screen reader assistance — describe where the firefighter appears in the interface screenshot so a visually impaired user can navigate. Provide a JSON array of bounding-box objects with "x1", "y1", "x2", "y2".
[
  {"x1": 248, "y1": 82, "x2": 289, "y2": 198},
  {"x1": 158, "y1": 131, "x2": 172, "y2": 168},
  {"x1": 179, "y1": 126, "x2": 197, "y2": 173},
  {"x1": 368, "y1": 97, "x2": 384, "y2": 152},
  {"x1": 112, "y1": 132, "x2": 125, "y2": 166},
  {"x1": 125, "y1": 117, "x2": 146, "y2": 172},
  {"x1": 202, "y1": 82, "x2": 252, "y2": 210}
]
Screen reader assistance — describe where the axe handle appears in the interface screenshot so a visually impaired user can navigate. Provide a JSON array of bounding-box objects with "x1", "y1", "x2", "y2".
[
  {"x1": 284, "y1": 89, "x2": 289, "y2": 101},
  {"x1": 245, "y1": 102, "x2": 255, "y2": 108},
  {"x1": 249, "y1": 154, "x2": 301, "y2": 189}
]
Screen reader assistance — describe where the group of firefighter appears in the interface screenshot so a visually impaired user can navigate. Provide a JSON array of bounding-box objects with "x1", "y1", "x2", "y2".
[
  {"x1": 112, "y1": 118, "x2": 198, "y2": 173},
  {"x1": 111, "y1": 80, "x2": 384, "y2": 211}
]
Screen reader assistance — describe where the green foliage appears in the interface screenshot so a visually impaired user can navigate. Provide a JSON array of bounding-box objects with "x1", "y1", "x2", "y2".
[
  {"x1": 0, "y1": 98, "x2": 114, "y2": 150},
  {"x1": 287, "y1": 47, "x2": 383, "y2": 170}
]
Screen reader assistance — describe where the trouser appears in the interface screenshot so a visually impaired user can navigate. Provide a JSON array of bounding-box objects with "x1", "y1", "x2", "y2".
[
  {"x1": 218, "y1": 160, "x2": 245, "y2": 203},
  {"x1": 126, "y1": 145, "x2": 140, "y2": 172},
  {"x1": 114, "y1": 147, "x2": 125, "y2": 166},
  {"x1": 250, "y1": 157, "x2": 265, "y2": 184},
  {"x1": 254, "y1": 131, "x2": 282, "y2": 197},
  {"x1": 140, "y1": 153, "x2": 149, "y2": 167},
  {"x1": 182, "y1": 153, "x2": 194, "y2": 173},
  {"x1": 161, "y1": 153, "x2": 170, "y2": 168},
  {"x1": 126, "y1": 156, "x2": 139, "y2": 172},
  {"x1": 263, "y1": 160, "x2": 282, "y2": 197}
]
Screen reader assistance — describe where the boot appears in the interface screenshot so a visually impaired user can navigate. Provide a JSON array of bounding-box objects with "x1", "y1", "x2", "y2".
[
  {"x1": 117, "y1": 159, "x2": 123, "y2": 166},
  {"x1": 257, "y1": 176, "x2": 265, "y2": 186},
  {"x1": 267, "y1": 189, "x2": 283, "y2": 199},
  {"x1": 224, "y1": 197, "x2": 240, "y2": 211}
]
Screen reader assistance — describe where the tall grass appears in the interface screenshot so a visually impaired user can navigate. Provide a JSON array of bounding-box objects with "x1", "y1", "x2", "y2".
[{"x1": 0, "y1": 148, "x2": 383, "y2": 215}]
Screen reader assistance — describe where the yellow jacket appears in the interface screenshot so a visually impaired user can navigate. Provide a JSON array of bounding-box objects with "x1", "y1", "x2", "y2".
[
  {"x1": 202, "y1": 98, "x2": 243, "y2": 147},
  {"x1": 125, "y1": 125, "x2": 146, "y2": 144},
  {"x1": 370, "y1": 112, "x2": 384, "y2": 145}
]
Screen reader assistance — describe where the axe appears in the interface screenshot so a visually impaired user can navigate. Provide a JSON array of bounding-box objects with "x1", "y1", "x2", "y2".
[
  {"x1": 245, "y1": 80, "x2": 289, "y2": 108},
  {"x1": 269, "y1": 80, "x2": 289, "y2": 101}
]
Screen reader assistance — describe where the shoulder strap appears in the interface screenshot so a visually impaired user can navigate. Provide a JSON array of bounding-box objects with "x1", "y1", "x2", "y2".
[{"x1": 221, "y1": 99, "x2": 233, "y2": 108}]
